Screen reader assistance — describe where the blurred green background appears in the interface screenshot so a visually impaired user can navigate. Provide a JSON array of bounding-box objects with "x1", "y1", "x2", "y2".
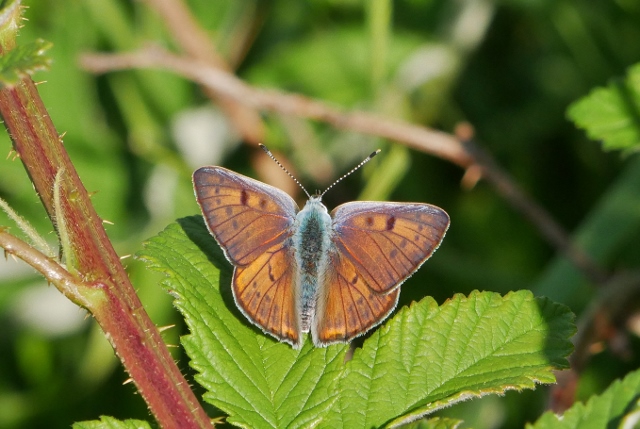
[{"x1": 0, "y1": 0, "x2": 639, "y2": 428}]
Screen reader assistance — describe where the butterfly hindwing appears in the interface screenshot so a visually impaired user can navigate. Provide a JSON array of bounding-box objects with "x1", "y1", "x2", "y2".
[
  {"x1": 331, "y1": 202, "x2": 450, "y2": 294},
  {"x1": 314, "y1": 249, "x2": 399, "y2": 346},
  {"x1": 234, "y1": 241, "x2": 301, "y2": 347},
  {"x1": 193, "y1": 166, "x2": 299, "y2": 265}
]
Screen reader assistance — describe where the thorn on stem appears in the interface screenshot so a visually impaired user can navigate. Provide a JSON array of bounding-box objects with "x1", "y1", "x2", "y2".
[{"x1": 158, "y1": 324, "x2": 175, "y2": 333}]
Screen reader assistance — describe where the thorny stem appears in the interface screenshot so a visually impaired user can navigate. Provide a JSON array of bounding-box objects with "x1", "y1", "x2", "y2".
[
  {"x1": 0, "y1": 230, "x2": 92, "y2": 306},
  {"x1": 0, "y1": 3, "x2": 212, "y2": 428}
]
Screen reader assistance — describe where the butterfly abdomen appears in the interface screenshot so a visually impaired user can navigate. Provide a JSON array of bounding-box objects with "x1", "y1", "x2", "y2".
[{"x1": 293, "y1": 199, "x2": 333, "y2": 332}]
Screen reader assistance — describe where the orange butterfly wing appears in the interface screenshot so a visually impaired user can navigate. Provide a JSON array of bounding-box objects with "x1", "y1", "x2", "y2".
[
  {"x1": 313, "y1": 249, "x2": 400, "y2": 345},
  {"x1": 193, "y1": 166, "x2": 299, "y2": 265},
  {"x1": 233, "y1": 242, "x2": 301, "y2": 346},
  {"x1": 193, "y1": 166, "x2": 302, "y2": 347},
  {"x1": 313, "y1": 202, "x2": 449, "y2": 345},
  {"x1": 331, "y1": 202, "x2": 450, "y2": 293}
]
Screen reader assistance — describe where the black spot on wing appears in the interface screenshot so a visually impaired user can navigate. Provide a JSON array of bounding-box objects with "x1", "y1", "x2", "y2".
[
  {"x1": 386, "y1": 216, "x2": 396, "y2": 231},
  {"x1": 268, "y1": 264, "x2": 276, "y2": 282}
]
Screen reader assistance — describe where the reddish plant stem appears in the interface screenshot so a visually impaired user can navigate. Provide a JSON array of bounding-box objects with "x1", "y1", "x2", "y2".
[
  {"x1": 0, "y1": 28, "x2": 212, "y2": 429},
  {"x1": 0, "y1": 230, "x2": 84, "y2": 303}
]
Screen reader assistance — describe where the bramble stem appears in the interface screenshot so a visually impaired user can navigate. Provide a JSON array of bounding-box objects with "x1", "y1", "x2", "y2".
[{"x1": 0, "y1": 2, "x2": 212, "y2": 428}]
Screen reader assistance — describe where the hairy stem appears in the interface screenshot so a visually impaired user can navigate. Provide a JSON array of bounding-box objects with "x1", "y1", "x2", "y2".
[{"x1": 0, "y1": 2, "x2": 211, "y2": 428}]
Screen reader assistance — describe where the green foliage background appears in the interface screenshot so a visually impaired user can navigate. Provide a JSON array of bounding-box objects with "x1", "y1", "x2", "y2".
[{"x1": 0, "y1": 0, "x2": 639, "y2": 428}]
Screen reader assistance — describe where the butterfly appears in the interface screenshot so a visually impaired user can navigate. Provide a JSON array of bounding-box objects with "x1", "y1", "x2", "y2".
[{"x1": 193, "y1": 145, "x2": 450, "y2": 348}]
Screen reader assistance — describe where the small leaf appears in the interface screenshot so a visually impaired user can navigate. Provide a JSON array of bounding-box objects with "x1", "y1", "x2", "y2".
[
  {"x1": 528, "y1": 368, "x2": 640, "y2": 429},
  {"x1": 0, "y1": 38, "x2": 52, "y2": 86},
  {"x1": 567, "y1": 63, "x2": 640, "y2": 152},
  {"x1": 139, "y1": 218, "x2": 575, "y2": 428},
  {"x1": 73, "y1": 416, "x2": 152, "y2": 429}
]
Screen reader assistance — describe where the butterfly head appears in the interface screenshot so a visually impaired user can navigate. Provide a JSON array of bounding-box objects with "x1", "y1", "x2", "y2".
[{"x1": 302, "y1": 194, "x2": 329, "y2": 213}]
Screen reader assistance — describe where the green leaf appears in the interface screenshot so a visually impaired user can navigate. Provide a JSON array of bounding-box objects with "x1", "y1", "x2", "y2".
[
  {"x1": 528, "y1": 368, "x2": 640, "y2": 429},
  {"x1": 73, "y1": 416, "x2": 152, "y2": 429},
  {"x1": 139, "y1": 217, "x2": 576, "y2": 428},
  {"x1": 0, "y1": 38, "x2": 52, "y2": 86},
  {"x1": 567, "y1": 63, "x2": 640, "y2": 152}
]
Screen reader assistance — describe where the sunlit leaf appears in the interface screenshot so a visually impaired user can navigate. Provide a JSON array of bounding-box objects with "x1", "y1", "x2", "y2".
[{"x1": 568, "y1": 63, "x2": 640, "y2": 152}]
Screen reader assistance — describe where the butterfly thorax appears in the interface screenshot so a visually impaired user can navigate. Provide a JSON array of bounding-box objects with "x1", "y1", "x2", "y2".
[{"x1": 293, "y1": 197, "x2": 333, "y2": 332}]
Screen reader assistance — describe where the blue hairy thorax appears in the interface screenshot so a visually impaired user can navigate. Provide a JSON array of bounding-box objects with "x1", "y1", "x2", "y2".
[{"x1": 293, "y1": 197, "x2": 333, "y2": 332}]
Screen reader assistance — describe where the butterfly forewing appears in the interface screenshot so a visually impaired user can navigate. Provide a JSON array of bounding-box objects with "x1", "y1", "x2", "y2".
[
  {"x1": 193, "y1": 166, "x2": 299, "y2": 265},
  {"x1": 193, "y1": 166, "x2": 302, "y2": 347},
  {"x1": 314, "y1": 249, "x2": 399, "y2": 346},
  {"x1": 331, "y1": 202, "x2": 450, "y2": 294}
]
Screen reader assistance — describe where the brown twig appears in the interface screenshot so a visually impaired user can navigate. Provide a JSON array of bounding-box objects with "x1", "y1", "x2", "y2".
[
  {"x1": 0, "y1": 80, "x2": 214, "y2": 429},
  {"x1": 455, "y1": 124, "x2": 608, "y2": 286},
  {"x1": 80, "y1": 46, "x2": 607, "y2": 285},
  {"x1": 141, "y1": 0, "x2": 264, "y2": 144},
  {"x1": 549, "y1": 271, "x2": 640, "y2": 411},
  {"x1": 80, "y1": 46, "x2": 473, "y2": 168}
]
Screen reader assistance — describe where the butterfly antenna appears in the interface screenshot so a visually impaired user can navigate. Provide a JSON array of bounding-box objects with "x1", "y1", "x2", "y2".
[
  {"x1": 259, "y1": 144, "x2": 311, "y2": 198},
  {"x1": 320, "y1": 149, "x2": 381, "y2": 198}
]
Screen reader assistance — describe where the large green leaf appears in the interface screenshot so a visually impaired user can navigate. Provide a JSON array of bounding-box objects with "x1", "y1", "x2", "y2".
[
  {"x1": 138, "y1": 216, "x2": 576, "y2": 428},
  {"x1": 568, "y1": 63, "x2": 640, "y2": 152},
  {"x1": 529, "y1": 368, "x2": 640, "y2": 429}
]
